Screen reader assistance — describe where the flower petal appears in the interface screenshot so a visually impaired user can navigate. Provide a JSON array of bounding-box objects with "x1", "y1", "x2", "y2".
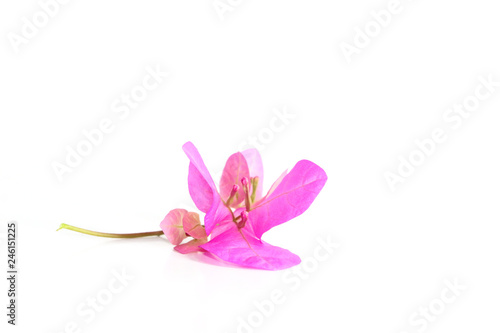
[
  {"x1": 249, "y1": 160, "x2": 327, "y2": 239},
  {"x1": 183, "y1": 142, "x2": 229, "y2": 235},
  {"x1": 182, "y1": 212, "x2": 207, "y2": 239},
  {"x1": 219, "y1": 152, "x2": 250, "y2": 208},
  {"x1": 200, "y1": 224, "x2": 301, "y2": 270},
  {"x1": 160, "y1": 209, "x2": 188, "y2": 245},
  {"x1": 241, "y1": 149, "x2": 264, "y2": 200},
  {"x1": 187, "y1": 163, "x2": 213, "y2": 213},
  {"x1": 174, "y1": 238, "x2": 208, "y2": 254},
  {"x1": 210, "y1": 220, "x2": 234, "y2": 239},
  {"x1": 183, "y1": 142, "x2": 217, "y2": 213},
  {"x1": 256, "y1": 169, "x2": 288, "y2": 205},
  {"x1": 205, "y1": 199, "x2": 233, "y2": 236}
]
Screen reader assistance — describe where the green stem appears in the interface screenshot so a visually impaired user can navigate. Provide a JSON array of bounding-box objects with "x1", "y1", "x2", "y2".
[{"x1": 57, "y1": 223, "x2": 164, "y2": 239}]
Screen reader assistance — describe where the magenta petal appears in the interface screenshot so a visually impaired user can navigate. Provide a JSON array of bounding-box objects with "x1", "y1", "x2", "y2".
[
  {"x1": 182, "y1": 142, "x2": 228, "y2": 235},
  {"x1": 219, "y1": 152, "x2": 250, "y2": 208},
  {"x1": 249, "y1": 160, "x2": 327, "y2": 239},
  {"x1": 187, "y1": 163, "x2": 213, "y2": 213},
  {"x1": 205, "y1": 198, "x2": 233, "y2": 236},
  {"x1": 160, "y1": 209, "x2": 188, "y2": 245},
  {"x1": 200, "y1": 225, "x2": 301, "y2": 270},
  {"x1": 183, "y1": 142, "x2": 217, "y2": 213},
  {"x1": 241, "y1": 149, "x2": 264, "y2": 199},
  {"x1": 182, "y1": 212, "x2": 207, "y2": 239},
  {"x1": 210, "y1": 220, "x2": 234, "y2": 239},
  {"x1": 174, "y1": 238, "x2": 208, "y2": 254},
  {"x1": 257, "y1": 169, "x2": 288, "y2": 205}
]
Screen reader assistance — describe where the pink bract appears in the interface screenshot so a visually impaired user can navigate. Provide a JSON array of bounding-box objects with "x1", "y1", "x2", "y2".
[{"x1": 161, "y1": 142, "x2": 327, "y2": 270}]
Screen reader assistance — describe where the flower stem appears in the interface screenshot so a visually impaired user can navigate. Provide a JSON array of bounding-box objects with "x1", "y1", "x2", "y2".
[{"x1": 57, "y1": 223, "x2": 164, "y2": 239}]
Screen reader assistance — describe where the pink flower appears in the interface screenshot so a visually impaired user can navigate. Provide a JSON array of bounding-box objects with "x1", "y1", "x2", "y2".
[
  {"x1": 160, "y1": 142, "x2": 327, "y2": 270},
  {"x1": 160, "y1": 209, "x2": 208, "y2": 254}
]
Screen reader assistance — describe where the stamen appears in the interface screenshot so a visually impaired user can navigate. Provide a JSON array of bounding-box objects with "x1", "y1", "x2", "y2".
[
  {"x1": 226, "y1": 184, "x2": 239, "y2": 206},
  {"x1": 241, "y1": 177, "x2": 249, "y2": 187},
  {"x1": 241, "y1": 177, "x2": 251, "y2": 211},
  {"x1": 238, "y1": 211, "x2": 248, "y2": 229},
  {"x1": 250, "y1": 176, "x2": 259, "y2": 203}
]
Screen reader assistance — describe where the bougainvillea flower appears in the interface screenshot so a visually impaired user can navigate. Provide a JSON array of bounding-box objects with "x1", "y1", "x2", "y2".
[
  {"x1": 160, "y1": 208, "x2": 208, "y2": 254},
  {"x1": 161, "y1": 142, "x2": 327, "y2": 270}
]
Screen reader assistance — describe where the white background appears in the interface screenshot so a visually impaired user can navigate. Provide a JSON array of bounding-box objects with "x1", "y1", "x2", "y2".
[{"x1": 1, "y1": 1, "x2": 500, "y2": 332}]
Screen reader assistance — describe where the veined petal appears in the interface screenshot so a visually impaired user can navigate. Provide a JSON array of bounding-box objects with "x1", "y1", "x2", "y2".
[
  {"x1": 241, "y1": 149, "x2": 264, "y2": 200},
  {"x1": 219, "y1": 152, "x2": 250, "y2": 208},
  {"x1": 187, "y1": 163, "x2": 213, "y2": 213},
  {"x1": 254, "y1": 169, "x2": 288, "y2": 206},
  {"x1": 200, "y1": 224, "x2": 301, "y2": 270},
  {"x1": 204, "y1": 198, "x2": 233, "y2": 236},
  {"x1": 183, "y1": 142, "x2": 218, "y2": 213},
  {"x1": 160, "y1": 209, "x2": 188, "y2": 245},
  {"x1": 182, "y1": 212, "x2": 207, "y2": 239},
  {"x1": 210, "y1": 214, "x2": 236, "y2": 239},
  {"x1": 249, "y1": 160, "x2": 327, "y2": 239},
  {"x1": 174, "y1": 238, "x2": 208, "y2": 254},
  {"x1": 183, "y1": 142, "x2": 228, "y2": 234}
]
